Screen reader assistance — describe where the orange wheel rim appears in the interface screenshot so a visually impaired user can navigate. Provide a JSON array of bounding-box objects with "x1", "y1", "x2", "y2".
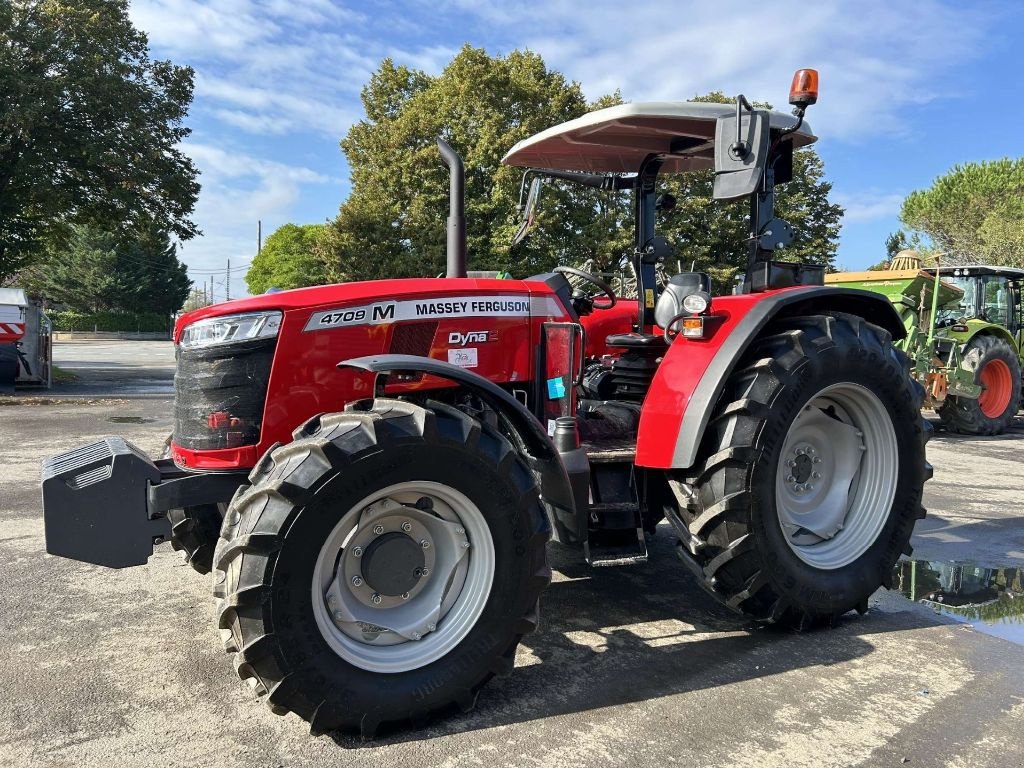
[{"x1": 977, "y1": 358, "x2": 1013, "y2": 418}]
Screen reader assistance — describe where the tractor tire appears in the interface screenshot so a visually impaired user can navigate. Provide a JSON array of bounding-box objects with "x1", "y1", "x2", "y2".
[
  {"x1": 167, "y1": 504, "x2": 222, "y2": 574},
  {"x1": 674, "y1": 313, "x2": 931, "y2": 629},
  {"x1": 938, "y1": 334, "x2": 1021, "y2": 435},
  {"x1": 160, "y1": 435, "x2": 224, "y2": 575},
  {"x1": 214, "y1": 399, "x2": 550, "y2": 736}
]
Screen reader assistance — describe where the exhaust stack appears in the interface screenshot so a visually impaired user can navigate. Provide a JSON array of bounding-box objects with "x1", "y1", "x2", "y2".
[{"x1": 437, "y1": 138, "x2": 467, "y2": 278}]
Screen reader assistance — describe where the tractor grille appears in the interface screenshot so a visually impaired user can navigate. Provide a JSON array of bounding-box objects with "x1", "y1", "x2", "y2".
[
  {"x1": 389, "y1": 321, "x2": 438, "y2": 356},
  {"x1": 173, "y1": 338, "x2": 276, "y2": 451}
]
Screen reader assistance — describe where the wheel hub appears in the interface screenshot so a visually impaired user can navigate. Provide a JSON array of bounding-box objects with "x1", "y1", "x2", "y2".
[
  {"x1": 775, "y1": 384, "x2": 898, "y2": 570},
  {"x1": 311, "y1": 482, "x2": 495, "y2": 673},
  {"x1": 359, "y1": 532, "x2": 425, "y2": 596}
]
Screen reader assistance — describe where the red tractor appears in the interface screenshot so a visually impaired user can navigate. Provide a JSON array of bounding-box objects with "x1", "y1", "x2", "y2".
[{"x1": 42, "y1": 71, "x2": 930, "y2": 736}]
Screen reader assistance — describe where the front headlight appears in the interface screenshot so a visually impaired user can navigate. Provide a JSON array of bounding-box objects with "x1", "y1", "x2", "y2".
[
  {"x1": 179, "y1": 311, "x2": 282, "y2": 349},
  {"x1": 681, "y1": 292, "x2": 711, "y2": 314}
]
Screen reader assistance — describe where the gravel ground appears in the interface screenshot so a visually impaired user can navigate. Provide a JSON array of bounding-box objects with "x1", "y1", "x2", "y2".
[{"x1": 1, "y1": 342, "x2": 1023, "y2": 767}]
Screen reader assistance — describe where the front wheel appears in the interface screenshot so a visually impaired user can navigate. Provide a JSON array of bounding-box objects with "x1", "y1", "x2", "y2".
[
  {"x1": 214, "y1": 399, "x2": 550, "y2": 736},
  {"x1": 674, "y1": 313, "x2": 931, "y2": 628},
  {"x1": 938, "y1": 334, "x2": 1021, "y2": 435}
]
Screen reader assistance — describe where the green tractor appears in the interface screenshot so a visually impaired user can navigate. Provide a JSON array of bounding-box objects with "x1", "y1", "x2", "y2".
[{"x1": 828, "y1": 261, "x2": 1023, "y2": 434}]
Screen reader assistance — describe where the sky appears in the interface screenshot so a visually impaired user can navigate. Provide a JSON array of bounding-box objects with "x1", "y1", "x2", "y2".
[{"x1": 127, "y1": 0, "x2": 1022, "y2": 300}]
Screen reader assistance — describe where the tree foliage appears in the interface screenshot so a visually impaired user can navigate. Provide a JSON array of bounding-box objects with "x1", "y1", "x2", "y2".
[
  {"x1": 245, "y1": 223, "x2": 328, "y2": 294},
  {"x1": 318, "y1": 50, "x2": 844, "y2": 288},
  {"x1": 21, "y1": 222, "x2": 190, "y2": 314},
  {"x1": 901, "y1": 158, "x2": 1024, "y2": 267},
  {"x1": 0, "y1": 0, "x2": 199, "y2": 282}
]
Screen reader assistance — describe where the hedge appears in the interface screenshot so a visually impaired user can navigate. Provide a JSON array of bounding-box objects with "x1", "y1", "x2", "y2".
[{"x1": 49, "y1": 310, "x2": 172, "y2": 333}]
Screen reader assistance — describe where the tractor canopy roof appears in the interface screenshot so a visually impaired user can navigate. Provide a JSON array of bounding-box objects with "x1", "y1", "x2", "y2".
[
  {"x1": 501, "y1": 101, "x2": 816, "y2": 175},
  {"x1": 926, "y1": 265, "x2": 1024, "y2": 279}
]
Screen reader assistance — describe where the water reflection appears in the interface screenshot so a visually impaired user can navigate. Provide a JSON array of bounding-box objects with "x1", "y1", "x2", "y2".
[{"x1": 892, "y1": 560, "x2": 1024, "y2": 646}]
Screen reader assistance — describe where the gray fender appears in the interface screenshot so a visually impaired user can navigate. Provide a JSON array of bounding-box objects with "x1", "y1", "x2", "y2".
[
  {"x1": 672, "y1": 286, "x2": 906, "y2": 469},
  {"x1": 338, "y1": 354, "x2": 577, "y2": 526}
]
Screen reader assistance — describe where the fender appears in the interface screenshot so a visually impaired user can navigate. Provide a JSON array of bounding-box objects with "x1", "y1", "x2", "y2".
[
  {"x1": 635, "y1": 286, "x2": 906, "y2": 470},
  {"x1": 338, "y1": 354, "x2": 581, "y2": 539}
]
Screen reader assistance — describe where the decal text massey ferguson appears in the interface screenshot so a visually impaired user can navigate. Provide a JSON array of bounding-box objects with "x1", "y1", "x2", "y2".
[{"x1": 305, "y1": 295, "x2": 542, "y2": 332}]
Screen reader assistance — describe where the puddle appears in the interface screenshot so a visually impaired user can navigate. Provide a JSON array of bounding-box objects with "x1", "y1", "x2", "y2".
[
  {"x1": 106, "y1": 416, "x2": 154, "y2": 424},
  {"x1": 892, "y1": 559, "x2": 1024, "y2": 647}
]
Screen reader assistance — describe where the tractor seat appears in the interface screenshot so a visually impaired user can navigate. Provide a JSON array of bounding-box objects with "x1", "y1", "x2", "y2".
[{"x1": 605, "y1": 332, "x2": 668, "y2": 351}]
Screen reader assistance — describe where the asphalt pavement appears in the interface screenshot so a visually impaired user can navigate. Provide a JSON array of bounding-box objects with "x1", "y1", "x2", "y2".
[
  {"x1": 1, "y1": 341, "x2": 1023, "y2": 767},
  {"x1": 49, "y1": 339, "x2": 174, "y2": 397}
]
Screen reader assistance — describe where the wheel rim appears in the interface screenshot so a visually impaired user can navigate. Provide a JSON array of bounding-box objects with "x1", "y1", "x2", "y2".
[
  {"x1": 775, "y1": 383, "x2": 899, "y2": 570},
  {"x1": 977, "y1": 358, "x2": 1013, "y2": 418},
  {"x1": 311, "y1": 481, "x2": 495, "y2": 674}
]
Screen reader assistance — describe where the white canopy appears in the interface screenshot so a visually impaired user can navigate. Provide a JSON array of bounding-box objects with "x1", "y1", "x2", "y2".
[{"x1": 502, "y1": 102, "x2": 816, "y2": 174}]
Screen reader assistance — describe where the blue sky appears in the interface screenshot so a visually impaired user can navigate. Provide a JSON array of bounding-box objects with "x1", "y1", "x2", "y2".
[{"x1": 128, "y1": 0, "x2": 1020, "y2": 299}]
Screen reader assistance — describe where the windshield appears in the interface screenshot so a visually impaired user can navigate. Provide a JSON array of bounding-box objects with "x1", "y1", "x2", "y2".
[{"x1": 937, "y1": 277, "x2": 977, "y2": 322}]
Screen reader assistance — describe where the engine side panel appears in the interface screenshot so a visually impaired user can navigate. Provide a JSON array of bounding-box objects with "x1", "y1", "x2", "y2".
[{"x1": 171, "y1": 279, "x2": 573, "y2": 470}]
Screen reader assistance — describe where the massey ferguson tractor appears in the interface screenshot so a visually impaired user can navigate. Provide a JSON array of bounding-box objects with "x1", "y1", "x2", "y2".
[{"x1": 42, "y1": 70, "x2": 930, "y2": 737}]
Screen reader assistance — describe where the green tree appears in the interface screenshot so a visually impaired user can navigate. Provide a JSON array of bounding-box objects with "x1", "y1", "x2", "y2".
[
  {"x1": 0, "y1": 0, "x2": 199, "y2": 282},
  {"x1": 901, "y1": 158, "x2": 1024, "y2": 267},
  {"x1": 245, "y1": 223, "x2": 328, "y2": 294},
  {"x1": 21, "y1": 222, "x2": 190, "y2": 314},
  {"x1": 317, "y1": 47, "x2": 607, "y2": 282},
  {"x1": 319, "y1": 58, "x2": 842, "y2": 288},
  {"x1": 655, "y1": 92, "x2": 843, "y2": 287}
]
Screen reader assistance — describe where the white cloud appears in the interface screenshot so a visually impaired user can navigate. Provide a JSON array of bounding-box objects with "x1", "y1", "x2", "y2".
[
  {"x1": 834, "y1": 192, "x2": 906, "y2": 223},
  {"x1": 465, "y1": 0, "x2": 990, "y2": 142}
]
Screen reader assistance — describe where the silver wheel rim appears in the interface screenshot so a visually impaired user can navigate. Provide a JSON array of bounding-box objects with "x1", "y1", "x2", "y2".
[
  {"x1": 775, "y1": 382, "x2": 898, "y2": 570},
  {"x1": 311, "y1": 481, "x2": 495, "y2": 673}
]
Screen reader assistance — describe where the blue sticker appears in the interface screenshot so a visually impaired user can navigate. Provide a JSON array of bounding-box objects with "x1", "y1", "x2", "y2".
[{"x1": 547, "y1": 377, "x2": 567, "y2": 399}]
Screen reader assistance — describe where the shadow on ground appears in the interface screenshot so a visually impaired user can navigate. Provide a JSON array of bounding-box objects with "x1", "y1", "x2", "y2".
[{"x1": 332, "y1": 532, "x2": 938, "y2": 747}]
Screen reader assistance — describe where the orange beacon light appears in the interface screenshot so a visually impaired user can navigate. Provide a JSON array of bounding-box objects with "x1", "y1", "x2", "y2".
[{"x1": 789, "y1": 68, "x2": 819, "y2": 108}]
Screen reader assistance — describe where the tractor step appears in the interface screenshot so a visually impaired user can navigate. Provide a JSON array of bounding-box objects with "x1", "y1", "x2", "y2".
[
  {"x1": 584, "y1": 501, "x2": 647, "y2": 567},
  {"x1": 581, "y1": 438, "x2": 636, "y2": 464}
]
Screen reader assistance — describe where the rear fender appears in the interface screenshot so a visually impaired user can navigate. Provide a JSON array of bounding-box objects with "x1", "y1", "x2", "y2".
[
  {"x1": 338, "y1": 354, "x2": 580, "y2": 541},
  {"x1": 635, "y1": 286, "x2": 905, "y2": 469}
]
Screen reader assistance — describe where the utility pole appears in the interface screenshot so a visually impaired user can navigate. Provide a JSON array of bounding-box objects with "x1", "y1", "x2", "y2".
[
  {"x1": 226, "y1": 258, "x2": 231, "y2": 301},
  {"x1": 258, "y1": 219, "x2": 262, "y2": 254}
]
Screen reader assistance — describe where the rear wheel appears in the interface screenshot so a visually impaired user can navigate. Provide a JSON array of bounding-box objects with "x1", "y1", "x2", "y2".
[
  {"x1": 673, "y1": 313, "x2": 931, "y2": 628},
  {"x1": 214, "y1": 399, "x2": 550, "y2": 736},
  {"x1": 938, "y1": 334, "x2": 1021, "y2": 435}
]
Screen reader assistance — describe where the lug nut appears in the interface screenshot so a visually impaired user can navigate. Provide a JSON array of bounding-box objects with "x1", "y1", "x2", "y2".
[
  {"x1": 334, "y1": 611, "x2": 345, "y2": 622},
  {"x1": 786, "y1": 475, "x2": 796, "y2": 483},
  {"x1": 371, "y1": 593, "x2": 382, "y2": 605},
  {"x1": 812, "y1": 472, "x2": 821, "y2": 480},
  {"x1": 427, "y1": 623, "x2": 436, "y2": 632},
  {"x1": 455, "y1": 526, "x2": 465, "y2": 535},
  {"x1": 788, "y1": 460, "x2": 797, "y2": 468},
  {"x1": 462, "y1": 541, "x2": 471, "y2": 549},
  {"x1": 813, "y1": 457, "x2": 822, "y2": 464},
  {"x1": 373, "y1": 524, "x2": 384, "y2": 535},
  {"x1": 351, "y1": 575, "x2": 363, "y2": 587},
  {"x1": 352, "y1": 546, "x2": 362, "y2": 557},
  {"x1": 401, "y1": 592, "x2": 410, "y2": 600},
  {"x1": 411, "y1": 632, "x2": 421, "y2": 640},
  {"x1": 806, "y1": 484, "x2": 815, "y2": 491},
  {"x1": 420, "y1": 539, "x2": 430, "y2": 549},
  {"x1": 421, "y1": 567, "x2": 430, "y2": 577},
  {"x1": 401, "y1": 521, "x2": 412, "y2": 532},
  {"x1": 796, "y1": 448, "x2": 805, "y2": 455}
]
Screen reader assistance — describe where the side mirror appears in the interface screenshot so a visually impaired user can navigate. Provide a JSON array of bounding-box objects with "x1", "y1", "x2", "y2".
[
  {"x1": 512, "y1": 176, "x2": 543, "y2": 246},
  {"x1": 712, "y1": 109, "x2": 769, "y2": 201}
]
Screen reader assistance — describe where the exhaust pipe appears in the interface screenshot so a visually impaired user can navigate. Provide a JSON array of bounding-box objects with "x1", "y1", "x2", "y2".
[{"x1": 437, "y1": 137, "x2": 467, "y2": 278}]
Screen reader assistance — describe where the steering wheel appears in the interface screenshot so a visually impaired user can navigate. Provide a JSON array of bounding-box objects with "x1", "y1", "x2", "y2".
[{"x1": 554, "y1": 266, "x2": 616, "y2": 309}]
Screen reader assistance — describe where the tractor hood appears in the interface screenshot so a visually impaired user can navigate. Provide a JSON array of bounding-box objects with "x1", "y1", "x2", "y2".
[{"x1": 173, "y1": 277, "x2": 550, "y2": 341}]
